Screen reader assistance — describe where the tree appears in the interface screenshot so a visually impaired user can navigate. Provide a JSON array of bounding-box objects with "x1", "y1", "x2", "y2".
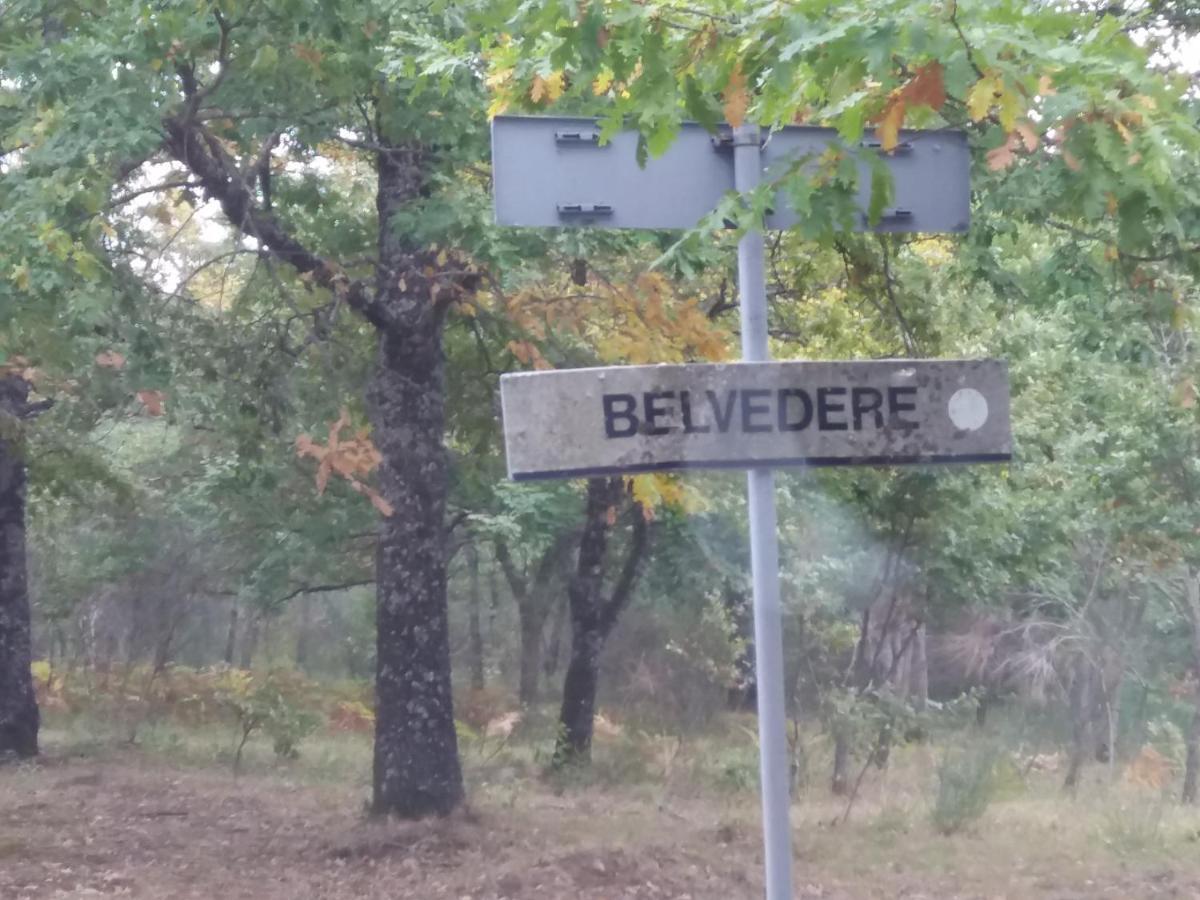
[
  {"x1": 0, "y1": 369, "x2": 48, "y2": 758},
  {"x1": 0, "y1": 1, "x2": 515, "y2": 815},
  {"x1": 555, "y1": 477, "x2": 649, "y2": 765}
]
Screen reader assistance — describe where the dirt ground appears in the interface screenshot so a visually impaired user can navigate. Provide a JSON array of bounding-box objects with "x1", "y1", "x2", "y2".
[{"x1": 4, "y1": 752, "x2": 1200, "y2": 899}]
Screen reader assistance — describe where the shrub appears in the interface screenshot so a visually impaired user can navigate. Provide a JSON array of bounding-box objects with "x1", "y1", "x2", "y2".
[{"x1": 930, "y1": 743, "x2": 1004, "y2": 835}]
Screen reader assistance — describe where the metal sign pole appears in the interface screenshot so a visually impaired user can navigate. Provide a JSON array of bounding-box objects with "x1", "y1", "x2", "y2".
[{"x1": 733, "y1": 123, "x2": 793, "y2": 900}]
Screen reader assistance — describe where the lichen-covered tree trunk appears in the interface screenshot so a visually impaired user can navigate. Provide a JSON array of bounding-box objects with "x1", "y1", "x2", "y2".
[
  {"x1": 367, "y1": 146, "x2": 462, "y2": 817},
  {"x1": 0, "y1": 377, "x2": 39, "y2": 759}
]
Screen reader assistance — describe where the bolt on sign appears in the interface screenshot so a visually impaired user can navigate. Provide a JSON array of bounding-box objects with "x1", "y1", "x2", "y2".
[{"x1": 501, "y1": 360, "x2": 1011, "y2": 480}]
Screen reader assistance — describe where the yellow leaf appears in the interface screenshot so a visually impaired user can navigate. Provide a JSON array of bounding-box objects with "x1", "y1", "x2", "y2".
[
  {"x1": 722, "y1": 65, "x2": 749, "y2": 127},
  {"x1": 1106, "y1": 192, "x2": 1118, "y2": 217},
  {"x1": 966, "y1": 75, "x2": 997, "y2": 122},
  {"x1": 486, "y1": 67, "x2": 513, "y2": 89},
  {"x1": 543, "y1": 71, "x2": 565, "y2": 102},
  {"x1": 874, "y1": 97, "x2": 905, "y2": 152},
  {"x1": 593, "y1": 70, "x2": 613, "y2": 95},
  {"x1": 12, "y1": 263, "x2": 30, "y2": 292},
  {"x1": 997, "y1": 88, "x2": 1021, "y2": 132}
]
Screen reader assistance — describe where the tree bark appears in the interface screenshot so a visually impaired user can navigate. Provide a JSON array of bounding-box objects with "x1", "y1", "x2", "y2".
[
  {"x1": 1064, "y1": 653, "x2": 1095, "y2": 792},
  {"x1": 831, "y1": 732, "x2": 850, "y2": 795},
  {"x1": 0, "y1": 376, "x2": 39, "y2": 759},
  {"x1": 497, "y1": 533, "x2": 574, "y2": 706},
  {"x1": 295, "y1": 594, "x2": 314, "y2": 672},
  {"x1": 543, "y1": 592, "x2": 568, "y2": 682},
  {"x1": 223, "y1": 600, "x2": 238, "y2": 666},
  {"x1": 466, "y1": 542, "x2": 485, "y2": 691},
  {"x1": 239, "y1": 614, "x2": 258, "y2": 670},
  {"x1": 1182, "y1": 571, "x2": 1200, "y2": 803},
  {"x1": 910, "y1": 623, "x2": 929, "y2": 711},
  {"x1": 1184, "y1": 684, "x2": 1200, "y2": 805},
  {"x1": 367, "y1": 144, "x2": 462, "y2": 817},
  {"x1": 554, "y1": 479, "x2": 648, "y2": 767}
]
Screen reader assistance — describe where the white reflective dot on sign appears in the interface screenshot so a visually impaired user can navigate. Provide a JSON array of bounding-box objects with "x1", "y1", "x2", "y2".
[{"x1": 948, "y1": 388, "x2": 989, "y2": 431}]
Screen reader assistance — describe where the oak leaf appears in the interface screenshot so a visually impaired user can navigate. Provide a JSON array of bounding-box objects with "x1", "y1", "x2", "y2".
[
  {"x1": 136, "y1": 390, "x2": 165, "y2": 417},
  {"x1": 722, "y1": 65, "x2": 749, "y2": 128}
]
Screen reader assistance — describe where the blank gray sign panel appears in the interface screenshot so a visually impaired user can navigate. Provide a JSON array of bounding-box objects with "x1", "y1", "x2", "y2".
[{"x1": 491, "y1": 116, "x2": 970, "y2": 234}]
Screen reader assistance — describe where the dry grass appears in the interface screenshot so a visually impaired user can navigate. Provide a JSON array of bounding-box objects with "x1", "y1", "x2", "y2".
[{"x1": 3, "y1": 721, "x2": 1200, "y2": 898}]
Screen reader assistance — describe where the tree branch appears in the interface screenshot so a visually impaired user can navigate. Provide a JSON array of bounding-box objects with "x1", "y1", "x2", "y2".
[
  {"x1": 161, "y1": 114, "x2": 392, "y2": 330},
  {"x1": 599, "y1": 508, "x2": 650, "y2": 637},
  {"x1": 273, "y1": 578, "x2": 374, "y2": 606}
]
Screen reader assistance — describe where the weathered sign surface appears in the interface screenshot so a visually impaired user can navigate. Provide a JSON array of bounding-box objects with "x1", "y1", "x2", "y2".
[
  {"x1": 491, "y1": 115, "x2": 970, "y2": 233},
  {"x1": 500, "y1": 359, "x2": 1011, "y2": 480}
]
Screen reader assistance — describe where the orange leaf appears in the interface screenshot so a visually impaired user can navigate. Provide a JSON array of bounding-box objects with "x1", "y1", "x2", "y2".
[
  {"x1": 136, "y1": 389, "x2": 165, "y2": 416},
  {"x1": 722, "y1": 65, "x2": 749, "y2": 128},
  {"x1": 874, "y1": 97, "x2": 906, "y2": 153},
  {"x1": 1014, "y1": 121, "x2": 1039, "y2": 152},
  {"x1": 292, "y1": 43, "x2": 323, "y2": 68},
  {"x1": 986, "y1": 133, "x2": 1020, "y2": 171},
  {"x1": 95, "y1": 350, "x2": 126, "y2": 369},
  {"x1": 1063, "y1": 149, "x2": 1082, "y2": 172},
  {"x1": 315, "y1": 457, "x2": 333, "y2": 495},
  {"x1": 900, "y1": 61, "x2": 946, "y2": 111}
]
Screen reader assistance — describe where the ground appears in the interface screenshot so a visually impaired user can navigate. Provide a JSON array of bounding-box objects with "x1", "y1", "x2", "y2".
[{"x1": 4, "y1": 726, "x2": 1200, "y2": 899}]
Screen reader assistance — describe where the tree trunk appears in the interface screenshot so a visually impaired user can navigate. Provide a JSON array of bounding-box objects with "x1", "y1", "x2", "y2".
[
  {"x1": 1185, "y1": 684, "x2": 1200, "y2": 805},
  {"x1": 831, "y1": 732, "x2": 850, "y2": 795},
  {"x1": 1181, "y1": 571, "x2": 1200, "y2": 803},
  {"x1": 466, "y1": 543, "x2": 485, "y2": 691},
  {"x1": 368, "y1": 324, "x2": 463, "y2": 815},
  {"x1": 223, "y1": 600, "x2": 238, "y2": 666},
  {"x1": 724, "y1": 585, "x2": 756, "y2": 711},
  {"x1": 0, "y1": 377, "x2": 39, "y2": 759},
  {"x1": 1064, "y1": 654, "x2": 1094, "y2": 792},
  {"x1": 295, "y1": 594, "x2": 314, "y2": 672},
  {"x1": 497, "y1": 535, "x2": 575, "y2": 707},
  {"x1": 910, "y1": 624, "x2": 928, "y2": 712},
  {"x1": 518, "y1": 608, "x2": 544, "y2": 705},
  {"x1": 239, "y1": 614, "x2": 258, "y2": 670},
  {"x1": 554, "y1": 478, "x2": 647, "y2": 767},
  {"x1": 367, "y1": 143, "x2": 462, "y2": 817},
  {"x1": 543, "y1": 593, "x2": 568, "y2": 682}
]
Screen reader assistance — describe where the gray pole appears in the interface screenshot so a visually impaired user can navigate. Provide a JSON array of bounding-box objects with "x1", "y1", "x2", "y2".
[{"x1": 733, "y1": 123, "x2": 793, "y2": 900}]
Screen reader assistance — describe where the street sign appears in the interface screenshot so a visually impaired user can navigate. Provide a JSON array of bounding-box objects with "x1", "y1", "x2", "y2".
[
  {"x1": 492, "y1": 115, "x2": 970, "y2": 233},
  {"x1": 501, "y1": 359, "x2": 1011, "y2": 480},
  {"x1": 492, "y1": 116, "x2": 980, "y2": 900}
]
